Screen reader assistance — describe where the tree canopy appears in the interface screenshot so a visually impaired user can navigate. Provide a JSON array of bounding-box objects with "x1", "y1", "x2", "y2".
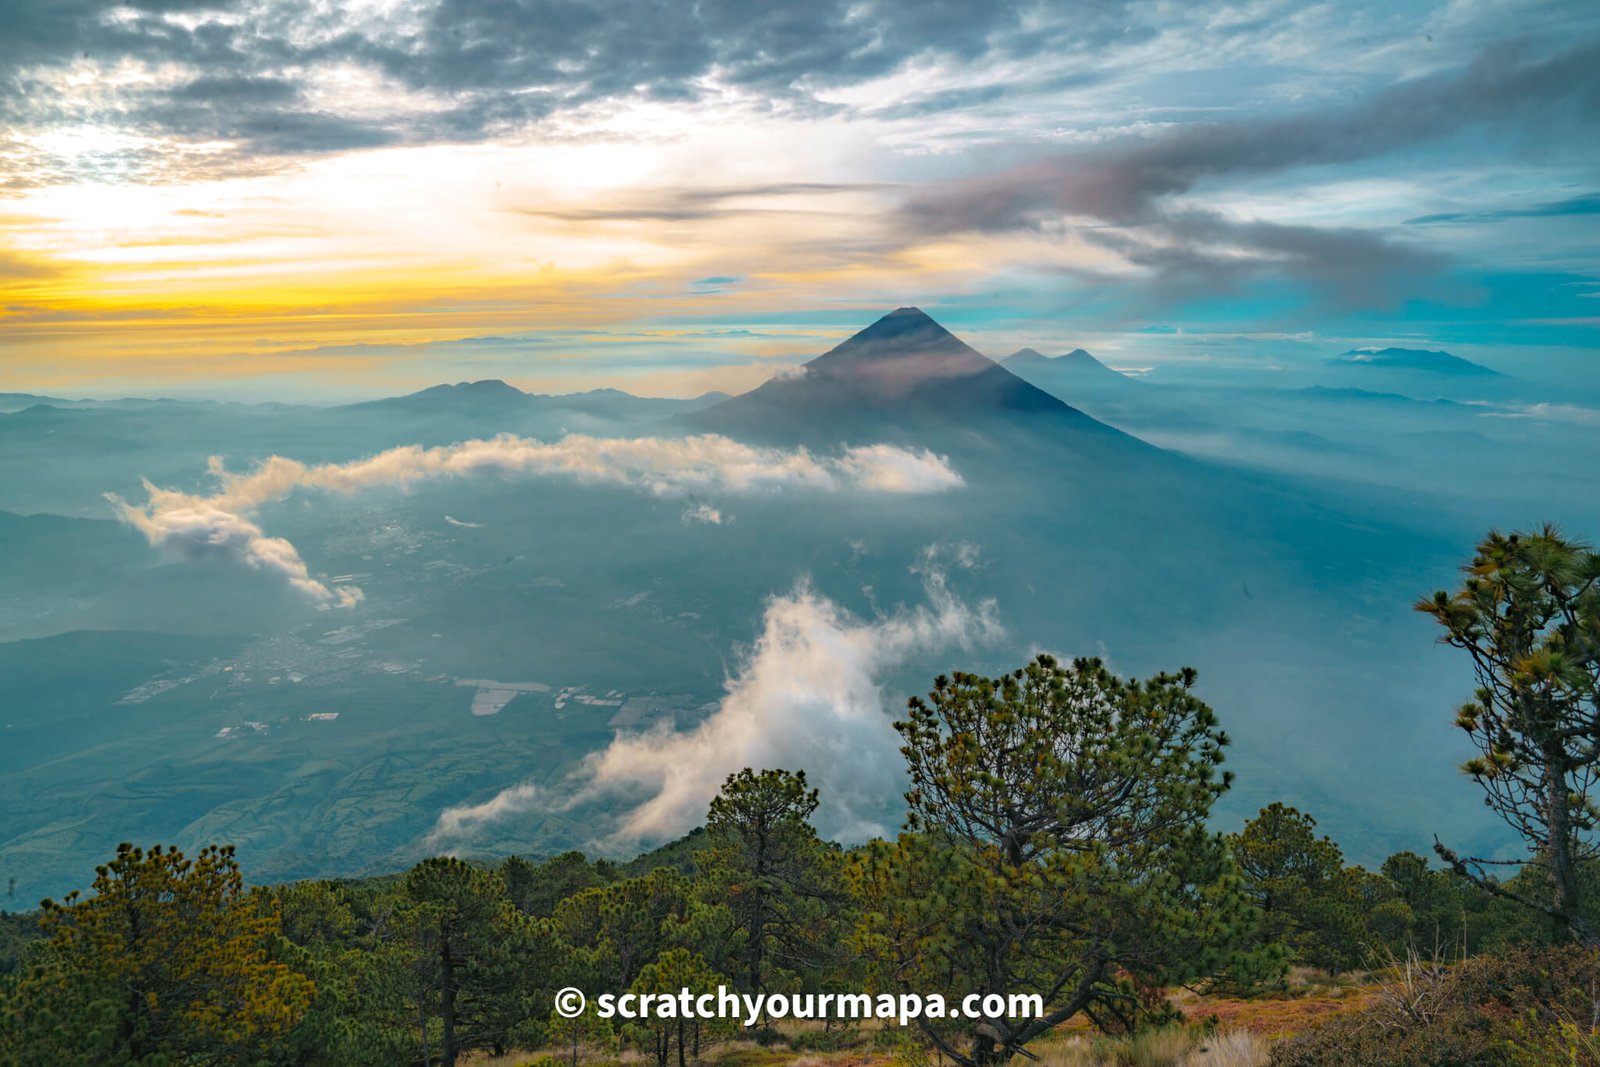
[
  {"x1": 854, "y1": 655, "x2": 1274, "y2": 1066},
  {"x1": 1419, "y1": 525, "x2": 1600, "y2": 945}
]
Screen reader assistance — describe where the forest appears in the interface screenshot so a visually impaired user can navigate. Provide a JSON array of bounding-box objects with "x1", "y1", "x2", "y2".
[{"x1": 1, "y1": 525, "x2": 1596, "y2": 1067}]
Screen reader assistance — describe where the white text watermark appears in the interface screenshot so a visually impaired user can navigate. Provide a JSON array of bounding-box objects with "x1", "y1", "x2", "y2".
[{"x1": 555, "y1": 987, "x2": 1044, "y2": 1028}]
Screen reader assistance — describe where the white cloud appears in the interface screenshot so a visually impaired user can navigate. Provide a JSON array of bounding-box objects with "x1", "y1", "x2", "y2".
[
  {"x1": 107, "y1": 432, "x2": 962, "y2": 606},
  {"x1": 430, "y1": 551, "x2": 1002, "y2": 849},
  {"x1": 836, "y1": 442, "x2": 970, "y2": 493},
  {"x1": 1478, "y1": 401, "x2": 1600, "y2": 427},
  {"x1": 107, "y1": 486, "x2": 365, "y2": 609},
  {"x1": 681, "y1": 503, "x2": 724, "y2": 525}
]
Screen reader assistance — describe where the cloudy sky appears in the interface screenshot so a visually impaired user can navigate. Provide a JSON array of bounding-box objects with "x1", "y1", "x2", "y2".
[{"x1": 2, "y1": 0, "x2": 1597, "y2": 399}]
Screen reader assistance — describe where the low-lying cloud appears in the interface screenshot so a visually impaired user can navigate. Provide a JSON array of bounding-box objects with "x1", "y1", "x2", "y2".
[
  {"x1": 108, "y1": 433, "x2": 962, "y2": 606},
  {"x1": 431, "y1": 547, "x2": 1001, "y2": 849},
  {"x1": 681, "y1": 503, "x2": 724, "y2": 525}
]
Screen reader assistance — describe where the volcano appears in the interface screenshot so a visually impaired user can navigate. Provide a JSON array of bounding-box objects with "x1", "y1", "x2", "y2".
[
  {"x1": 1003, "y1": 347, "x2": 1135, "y2": 387},
  {"x1": 691, "y1": 308, "x2": 1136, "y2": 448}
]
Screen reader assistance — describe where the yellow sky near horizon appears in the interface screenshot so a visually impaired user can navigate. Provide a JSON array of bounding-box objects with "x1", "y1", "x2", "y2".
[
  {"x1": 3, "y1": 0, "x2": 1595, "y2": 401},
  {"x1": 2, "y1": 134, "x2": 962, "y2": 390},
  {"x1": 0, "y1": 84, "x2": 1148, "y2": 397}
]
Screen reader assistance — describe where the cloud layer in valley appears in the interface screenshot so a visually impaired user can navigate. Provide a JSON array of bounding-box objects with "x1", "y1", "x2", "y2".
[
  {"x1": 107, "y1": 433, "x2": 962, "y2": 605},
  {"x1": 430, "y1": 547, "x2": 1002, "y2": 849}
]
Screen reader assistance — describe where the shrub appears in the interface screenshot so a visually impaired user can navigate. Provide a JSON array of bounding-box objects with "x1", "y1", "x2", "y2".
[
  {"x1": 1268, "y1": 944, "x2": 1600, "y2": 1066},
  {"x1": 750, "y1": 1025, "x2": 786, "y2": 1046}
]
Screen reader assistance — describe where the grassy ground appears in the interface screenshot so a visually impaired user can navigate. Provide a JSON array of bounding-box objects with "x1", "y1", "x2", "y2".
[
  {"x1": 464, "y1": 1029, "x2": 1274, "y2": 1067},
  {"x1": 461, "y1": 970, "x2": 1393, "y2": 1067}
]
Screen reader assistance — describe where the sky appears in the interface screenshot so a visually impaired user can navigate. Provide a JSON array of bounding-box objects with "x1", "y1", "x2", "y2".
[{"x1": 1, "y1": 0, "x2": 1597, "y2": 400}]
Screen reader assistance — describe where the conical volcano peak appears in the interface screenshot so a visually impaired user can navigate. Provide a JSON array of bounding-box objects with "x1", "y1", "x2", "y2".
[
  {"x1": 830, "y1": 306, "x2": 960, "y2": 350},
  {"x1": 689, "y1": 306, "x2": 1141, "y2": 444},
  {"x1": 808, "y1": 306, "x2": 986, "y2": 383}
]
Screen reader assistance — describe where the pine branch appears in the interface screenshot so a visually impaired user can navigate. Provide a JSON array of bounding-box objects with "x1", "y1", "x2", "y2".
[{"x1": 1431, "y1": 837, "x2": 1561, "y2": 921}]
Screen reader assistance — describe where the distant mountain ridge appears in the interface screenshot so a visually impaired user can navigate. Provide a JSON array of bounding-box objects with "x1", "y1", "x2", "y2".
[
  {"x1": 411, "y1": 379, "x2": 529, "y2": 401},
  {"x1": 1002, "y1": 347, "x2": 1051, "y2": 367},
  {"x1": 1333, "y1": 347, "x2": 1500, "y2": 377},
  {"x1": 997, "y1": 346, "x2": 1140, "y2": 417},
  {"x1": 692, "y1": 308, "x2": 1136, "y2": 447},
  {"x1": 345, "y1": 380, "x2": 729, "y2": 417},
  {"x1": 1003, "y1": 346, "x2": 1131, "y2": 381},
  {"x1": 0, "y1": 392, "x2": 70, "y2": 413},
  {"x1": 1295, "y1": 386, "x2": 1463, "y2": 408}
]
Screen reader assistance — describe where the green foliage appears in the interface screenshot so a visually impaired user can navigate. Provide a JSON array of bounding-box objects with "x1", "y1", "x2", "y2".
[
  {"x1": 504, "y1": 852, "x2": 612, "y2": 918},
  {"x1": 0, "y1": 843, "x2": 313, "y2": 1066},
  {"x1": 628, "y1": 948, "x2": 735, "y2": 1067},
  {"x1": 1377, "y1": 850, "x2": 1506, "y2": 958},
  {"x1": 260, "y1": 878, "x2": 420, "y2": 1066},
  {"x1": 1419, "y1": 525, "x2": 1600, "y2": 945},
  {"x1": 621, "y1": 828, "x2": 709, "y2": 878},
  {"x1": 401, "y1": 856, "x2": 554, "y2": 1064},
  {"x1": 0, "y1": 913, "x2": 41, "y2": 978},
  {"x1": 1231, "y1": 803, "x2": 1379, "y2": 972},
  {"x1": 13, "y1": 591, "x2": 1600, "y2": 1066},
  {"x1": 854, "y1": 655, "x2": 1276, "y2": 1067},
  {"x1": 552, "y1": 867, "x2": 690, "y2": 990},
  {"x1": 695, "y1": 768, "x2": 847, "y2": 993}
]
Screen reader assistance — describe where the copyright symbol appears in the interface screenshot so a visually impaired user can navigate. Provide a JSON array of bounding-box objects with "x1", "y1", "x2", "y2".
[{"x1": 555, "y1": 987, "x2": 586, "y2": 1018}]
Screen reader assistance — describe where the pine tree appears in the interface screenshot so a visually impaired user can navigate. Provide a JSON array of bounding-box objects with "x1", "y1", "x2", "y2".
[
  {"x1": 0, "y1": 843, "x2": 313, "y2": 1065},
  {"x1": 627, "y1": 948, "x2": 734, "y2": 1067},
  {"x1": 401, "y1": 856, "x2": 537, "y2": 1065},
  {"x1": 548, "y1": 998, "x2": 612, "y2": 1067},
  {"x1": 551, "y1": 868, "x2": 689, "y2": 990},
  {"x1": 503, "y1": 852, "x2": 609, "y2": 918},
  {"x1": 854, "y1": 655, "x2": 1275, "y2": 1066},
  {"x1": 1419, "y1": 526, "x2": 1600, "y2": 946},
  {"x1": 1230, "y1": 804, "x2": 1374, "y2": 971},
  {"x1": 695, "y1": 768, "x2": 844, "y2": 994}
]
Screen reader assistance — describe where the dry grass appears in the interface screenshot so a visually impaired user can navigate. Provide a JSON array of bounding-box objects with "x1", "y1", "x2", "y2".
[
  {"x1": 458, "y1": 1053, "x2": 549, "y2": 1067},
  {"x1": 465, "y1": 975, "x2": 1353, "y2": 1067},
  {"x1": 1031, "y1": 1027, "x2": 1266, "y2": 1067},
  {"x1": 1182, "y1": 1030, "x2": 1269, "y2": 1067},
  {"x1": 468, "y1": 1021, "x2": 1280, "y2": 1067},
  {"x1": 460, "y1": 1039, "x2": 878, "y2": 1067}
]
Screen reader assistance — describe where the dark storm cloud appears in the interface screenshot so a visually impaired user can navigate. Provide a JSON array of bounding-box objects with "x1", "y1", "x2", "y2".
[
  {"x1": 0, "y1": 0, "x2": 1139, "y2": 168},
  {"x1": 898, "y1": 40, "x2": 1600, "y2": 307},
  {"x1": 373, "y1": 0, "x2": 1140, "y2": 123}
]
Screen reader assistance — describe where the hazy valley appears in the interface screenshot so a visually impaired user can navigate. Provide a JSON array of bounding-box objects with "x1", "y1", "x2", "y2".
[{"x1": 4, "y1": 308, "x2": 1595, "y2": 903}]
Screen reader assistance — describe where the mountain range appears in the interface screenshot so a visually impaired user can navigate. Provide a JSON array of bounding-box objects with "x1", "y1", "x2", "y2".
[
  {"x1": 4, "y1": 305, "x2": 1598, "y2": 898},
  {"x1": 1333, "y1": 347, "x2": 1501, "y2": 376},
  {"x1": 689, "y1": 307, "x2": 1134, "y2": 453}
]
